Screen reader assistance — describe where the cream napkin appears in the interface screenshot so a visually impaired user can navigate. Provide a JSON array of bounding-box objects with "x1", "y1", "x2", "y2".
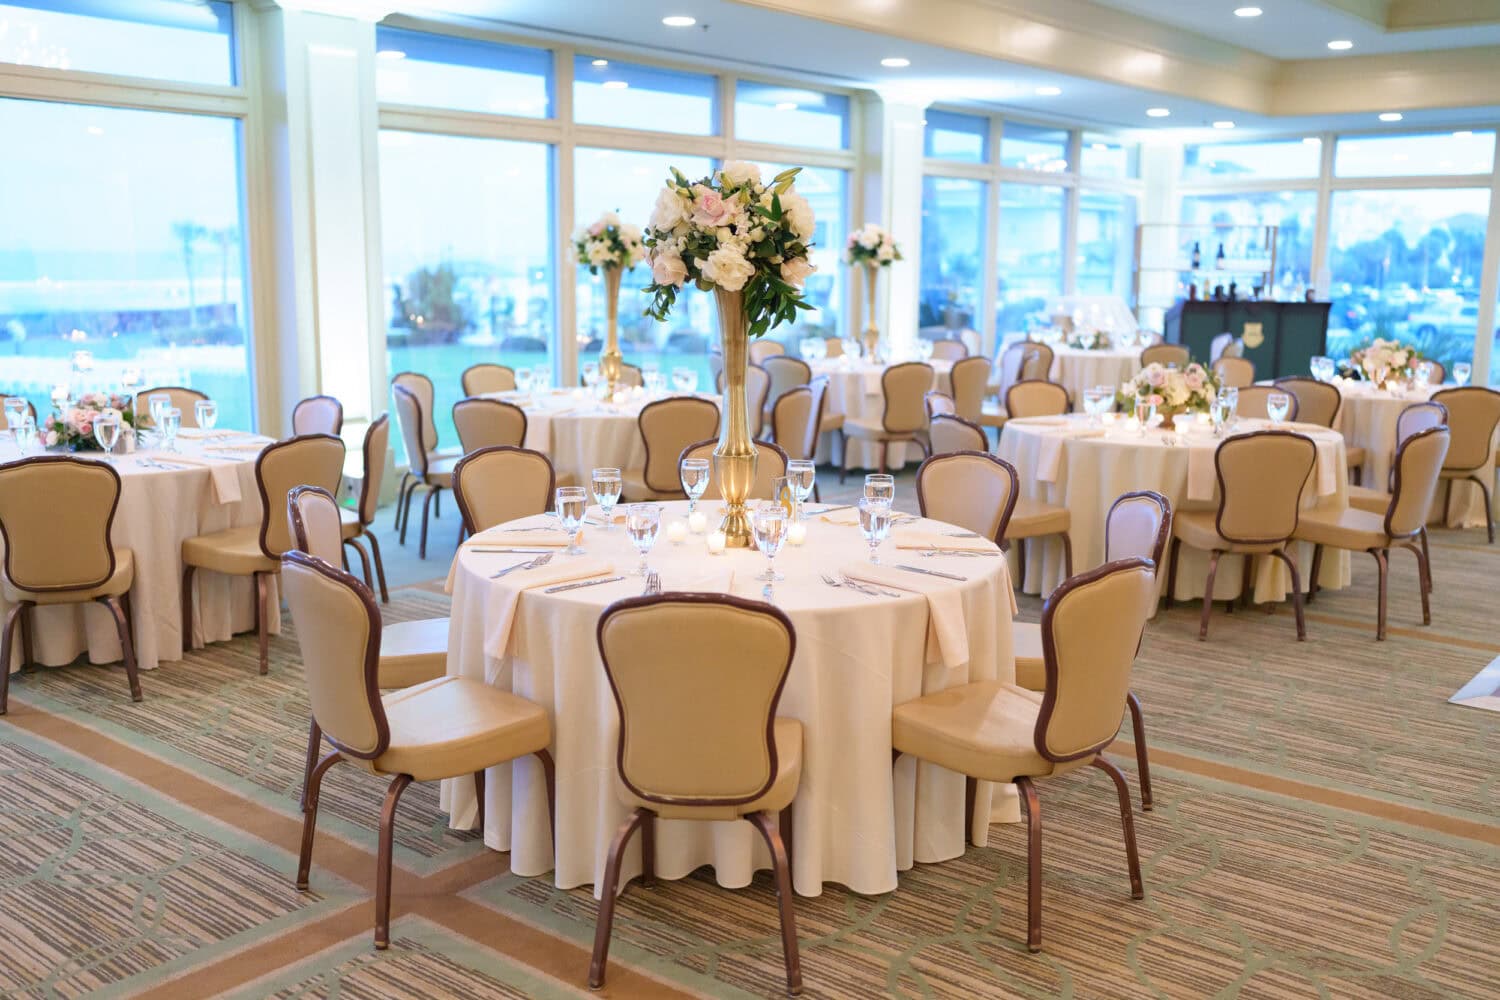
[
  {"x1": 141, "y1": 452, "x2": 242, "y2": 505},
  {"x1": 819, "y1": 509, "x2": 916, "y2": 527},
  {"x1": 893, "y1": 530, "x2": 997, "y2": 553},
  {"x1": 665, "y1": 565, "x2": 736, "y2": 594},
  {"x1": 861, "y1": 370, "x2": 883, "y2": 396},
  {"x1": 841, "y1": 561, "x2": 969, "y2": 668},
  {"x1": 482, "y1": 557, "x2": 615, "y2": 659},
  {"x1": 1186, "y1": 444, "x2": 1217, "y2": 502},
  {"x1": 1313, "y1": 438, "x2": 1340, "y2": 497},
  {"x1": 445, "y1": 528, "x2": 575, "y2": 591}
]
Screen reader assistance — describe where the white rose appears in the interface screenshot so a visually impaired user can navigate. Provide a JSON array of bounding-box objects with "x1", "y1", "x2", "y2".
[
  {"x1": 587, "y1": 240, "x2": 613, "y2": 266},
  {"x1": 876, "y1": 244, "x2": 895, "y2": 262},
  {"x1": 649, "y1": 187, "x2": 686, "y2": 232},
  {"x1": 780, "y1": 190, "x2": 815, "y2": 241},
  {"x1": 651, "y1": 251, "x2": 688, "y2": 288},
  {"x1": 599, "y1": 210, "x2": 620, "y2": 228},
  {"x1": 718, "y1": 160, "x2": 762, "y2": 188},
  {"x1": 857, "y1": 227, "x2": 881, "y2": 250},
  {"x1": 619, "y1": 223, "x2": 642, "y2": 244},
  {"x1": 701, "y1": 245, "x2": 757, "y2": 292}
]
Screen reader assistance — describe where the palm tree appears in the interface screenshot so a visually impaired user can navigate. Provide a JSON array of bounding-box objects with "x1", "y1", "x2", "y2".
[{"x1": 171, "y1": 221, "x2": 208, "y2": 330}]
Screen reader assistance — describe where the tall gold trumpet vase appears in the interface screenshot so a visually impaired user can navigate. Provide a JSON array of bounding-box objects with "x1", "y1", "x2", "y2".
[
  {"x1": 712, "y1": 287, "x2": 759, "y2": 548},
  {"x1": 599, "y1": 265, "x2": 624, "y2": 396},
  {"x1": 861, "y1": 261, "x2": 881, "y2": 359}
]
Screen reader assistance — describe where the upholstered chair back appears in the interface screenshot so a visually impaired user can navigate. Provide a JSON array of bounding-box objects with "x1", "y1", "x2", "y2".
[
  {"x1": 1005, "y1": 380, "x2": 1070, "y2": 419},
  {"x1": 930, "y1": 339, "x2": 968, "y2": 361},
  {"x1": 137, "y1": 386, "x2": 210, "y2": 428},
  {"x1": 748, "y1": 339, "x2": 786, "y2": 365},
  {"x1": 1035, "y1": 558, "x2": 1157, "y2": 761},
  {"x1": 928, "y1": 415, "x2": 988, "y2": 456},
  {"x1": 1022, "y1": 342, "x2": 1054, "y2": 381},
  {"x1": 762, "y1": 355, "x2": 811, "y2": 411},
  {"x1": 391, "y1": 372, "x2": 438, "y2": 453},
  {"x1": 287, "y1": 485, "x2": 345, "y2": 565},
  {"x1": 1431, "y1": 387, "x2": 1500, "y2": 472},
  {"x1": 1423, "y1": 360, "x2": 1448, "y2": 383},
  {"x1": 461, "y1": 363, "x2": 516, "y2": 396},
  {"x1": 453, "y1": 446, "x2": 556, "y2": 534},
  {"x1": 916, "y1": 451, "x2": 1019, "y2": 544},
  {"x1": 616, "y1": 363, "x2": 645, "y2": 388},
  {"x1": 708, "y1": 351, "x2": 725, "y2": 388},
  {"x1": 292, "y1": 395, "x2": 344, "y2": 436},
  {"x1": 283, "y1": 551, "x2": 387, "y2": 759},
  {"x1": 745, "y1": 365, "x2": 771, "y2": 430},
  {"x1": 598, "y1": 595, "x2": 794, "y2": 807},
  {"x1": 357, "y1": 414, "x2": 389, "y2": 527},
  {"x1": 822, "y1": 337, "x2": 843, "y2": 359},
  {"x1": 1386, "y1": 426, "x2": 1451, "y2": 538},
  {"x1": 925, "y1": 391, "x2": 956, "y2": 419},
  {"x1": 1396, "y1": 401, "x2": 1448, "y2": 446},
  {"x1": 1104, "y1": 490, "x2": 1172, "y2": 570},
  {"x1": 803, "y1": 376, "x2": 830, "y2": 459},
  {"x1": 1233, "y1": 385, "x2": 1299, "y2": 421},
  {"x1": 639, "y1": 397, "x2": 720, "y2": 494},
  {"x1": 949, "y1": 356, "x2": 992, "y2": 420},
  {"x1": 1274, "y1": 377, "x2": 1341, "y2": 427},
  {"x1": 1211, "y1": 356, "x2": 1255, "y2": 389},
  {"x1": 681, "y1": 439, "x2": 789, "y2": 502},
  {"x1": 881, "y1": 362, "x2": 934, "y2": 433},
  {"x1": 257, "y1": 433, "x2": 347, "y2": 560},
  {"x1": 391, "y1": 385, "x2": 429, "y2": 476},
  {"x1": 1209, "y1": 332, "x2": 1240, "y2": 363},
  {"x1": 1140, "y1": 343, "x2": 1190, "y2": 369},
  {"x1": 995, "y1": 342, "x2": 1029, "y2": 401},
  {"x1": 0, "y1": 456, "x2": 120, "y2": 592},
  {"x1": 453, "y1": 398, "x2": 527, "y2": 454},
  {"x1": 771, "y1": 387, "x2": 814, "y2": 459},
  {"x1": 1214, "y1": 431, "x2": 1316, "y2": 545}
]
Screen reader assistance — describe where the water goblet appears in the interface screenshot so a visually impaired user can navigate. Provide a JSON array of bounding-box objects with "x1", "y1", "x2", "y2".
[
  {"x1": 582, "y1": 361, "x2": 600, "y2": 390},
  {"x1": 51, "y1": 383, "x2": 73, "y2": 415},
  {"x1": 515, "y1": 367, "x2": 534, "y2": 395},
  {"x1": 1310, "y1": 355, "x2": 1331, "y2": 381},
  {"x1": 863, "y1": 473, "x2": 894, "y2": 507},
  {"x1": 4, "y1": 397, "x2": 27, "y2": 438},
  {"x1": 680, "y1": 458, "x2": 710, "y2": 514},
  {"x1": 840, "y1": 336, "x2": 861, "y2": 361},
  {"x1": 1454, "y1": 362, "x2": 1471, "y2": 387},
  {"x1": 671, "y1": 367, "x2": 693, "y2": 394},
  {"x1": 531, "y1": 364, "x2": 552, "y2": 393},
  {"x1": 1414, "y1": 361, "x2": 1434, "y2": 389},
  {"x1": 641, "y1": 361, "x2": 660, "y2": 381},
  {"x1": 1222, "y1": 386, "x2": 1240, "y2": 424},
  {"x1": 753, "y1": 502, "x2": 788, "y2": 582},
  {"x1": 644, "y1": 370, "x2": 667, "y2": 396},
  {"x1": 195, "y1": 399, "x2": 218, "y2": 431},
  {"x1": 799, "y1": 337, "x2": 819, "y2": 362},
  {"x1": 1083, "y1": 386, "x2": 1109, "y2": 426},
  {"x1": 857, "y1": 496, "x2": 892, "y2": 564},
  {"x1": 120, "y1": 366, "x2": 142, "y2": 397},
  {"x1": 1266, "y1": 392, "x2": 1291, "y2": 426},
  {"x1": 93, "y1": 410, "x2": 121, "y2": 462},
  {"x1": 555, "y1": 486, "x2": 587, "y2": 555},
  {"x1": 161, "y1": 407, "x2": 182, "y2": 452},
  {"x1": 1133, "y1": 393, "x2": 1155, "y2": 437},
  {"x1": 14, "y1": 414, "x2": 38, "y2": 454},
  {"x1": 625, "y1": 503, "x2": 662, "y2": 577},
  {"x1": 786, "y1": 459, "x2": 815, "y2": 520},
  {"x1": 591, "y1": 467, "x2": 623, "y2": 527}
]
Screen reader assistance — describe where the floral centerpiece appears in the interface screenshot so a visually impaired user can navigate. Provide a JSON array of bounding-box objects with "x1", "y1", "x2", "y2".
[
  {"x1": 843, "y1": 224, "x2": 902, "y2": 356},
  {"x1": 1344, "y1": 337, "x2": 1422, "y2": 389},
  {"x1": 1068, "y1": 328, "x2": 1110, "y2": 351},
  {"x1": 642, "y1": 160, "x2": 816, "y2": 544},
  {"x1": 1118, "y1": 362, "x2": 1218, "y2": 428},
  {"x1": 573, "y1": 211, "x2": 646, "y2": 396},
  {"x1": 43, "y1": 392, "x2": 135, "y2": 451}
]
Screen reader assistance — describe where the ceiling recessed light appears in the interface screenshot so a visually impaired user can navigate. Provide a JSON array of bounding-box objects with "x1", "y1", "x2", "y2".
[
  {"x1": 1034, "y1": 85, "x2": 1061, "y2": 96},
  {"x1": 1234, "y1": 6, "x2": 1263, "y2": 16},
  {"x1": 1146, "y1": 107, "x2": 1171, "y2": 118},
  {"x1": 1379, "y1": 112, "x2": 1403, "y2": 122},
  {"x1": 881, "y1": 57, "x2": 910, "y2": 68},
  {"x1": 774, "y1": 101, "x2": 798, "y2": 111},
  {"x1": 86, "y1": 125, "x2": 104, "y2": 135},
  {"x1": 1213, "y1": 120, "x2": 1236, "y2": 129},
  {"x1": 602, "y1": 80, "x2": 629, "y2": 90},
  {"x1": 1091, "y1": 142, "x2": 1109, "y2": 151},
  {"x1": 377, "y1": 49, "x2": 405, "y2": 60},
  {"x1": 1327, "y1": 39, "x2": 1353, "y2": 50},
  {"x1": 1454, "y1": 130, "x2": 1473, "y2": 138},
  {"x1": 661, "y1": 15, "x2": 696, "y2": 27},
  {"x1": 591, "y1": 58, "x2": 608, "y2": 67}
]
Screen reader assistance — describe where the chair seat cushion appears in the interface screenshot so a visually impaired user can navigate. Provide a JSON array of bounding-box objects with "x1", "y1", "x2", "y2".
[
  {"x1": 976, "y1": 403, "x2": 1008, "y2": 428},
  {"x1": 617, "y1": 718, "x2": 803, "y2": 821},
  {"x1": 621, "y1": 468, "x2": 685, "y2": 502},
  {"x1": 372, "y1": 676, "x2": 551, "y2": 783},
  {"x1": 182, "y1": 525, "x2": 277, "y2": 575},
  {"x1": 1347, "y1": 485, "x2": 1391, "y2": 515},
  {"x1": 1345, "y1": 445, "x2": 1368, "y2": 469},
  {"x1": 1012, "y1": 621, "x2": 1044, "y2": 692},
  {"x1": 1293, "y1": 507, "x2": 1390, "y2": 551},
  {"x1": 819, "y1": 412, "x2": 845, "y2": 432},
  {"x1": 422, "y1": 456, "x2": 457, "y2": 489},
  {"x1": 843, "y1": 416, "x2": 893, "y2": 440},
  {"x1": 377, "y1": 617, "x2": 449, "y2": 689},
  {"x1": 1171, "y1": 510, "x2": 1281, "y2": 555},
  {"x1": 340, "y1": 507, "x2": 362, "y2": 540},
  {"x1": 1006, "y1": 497, "x2": 1070, "y2": 537},
  {"x1": 3, "y1": 548, "x2": 135, "y2": 605},
  {"x1": 893, "y1": 681, "x2": 1083, "y2": 783}
]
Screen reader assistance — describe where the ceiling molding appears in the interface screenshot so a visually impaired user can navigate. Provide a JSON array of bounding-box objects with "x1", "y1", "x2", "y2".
[
  {"x1": 1274, "y1": 46, "x2": 1500, "y2": 113},
  {"x1": 1387, "y1": 0, "x2": 1500, "y2": 31}
]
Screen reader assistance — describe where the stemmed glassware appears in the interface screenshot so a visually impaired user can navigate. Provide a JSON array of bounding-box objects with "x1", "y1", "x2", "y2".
[
  {"x1": 839, "y1": 336, "x2": 861, "y2": 362},
  {"x1": 51, "y1": 383, "x2": 73, "y2": 416},
  {"x1": 625, "y1": 503, "x2": 661, "y2": 577},
  {"x1": 119, "y1": 366, "x2": 142, "y2": 400},
  {"x1": 1083, "y1": 386, "x2": 1112, "y2": 426},
  {"x1": 14, "y1": 414, "x2": 38, "y2": 454},
  {"x1": 582, "y1": 361, "x2": 600, "y2": 393},
  {"x1": 4, "y1": 397, "x2": 27, "y2": 439},
  {"x1": 195, "y1": 399, "x2": 218, "y2": 432},
  {"x1": 1310, "y1": 355, "x2": 1334, "y2": 382},
  {"x1": 864, "y1": 473, "x2": 894, "y2": 507},
  {"x1": 555, "y1": 486, "x2": 587, "y2": 555},
  {"x1": 1266, "y1": 392, "x2": 1291, "y2": 426},
  {"x1": 531, "y1": 364, "x2": 552, "y2": 393},
  {"x1": 147, "y1": 392, "x2": 171, "y2": 446},
  {"x1": 1210, "y1": 392, "x2": 1232, "y2": 437},
  {"x1": 753, "y1": 502, "x2": 788, "y2": 582},
  {"x1": 160, "y1": 407, "x2": 183, "y2": 452},
  {"x1": 1133, "y1": 393, "x2": 1155, "y2": 437},
  {"x1": 93, "y1": 410, "x2": 121, "y2": 462},
  {"x1": 516, "y1": 367, "x2": 535, "y2": 395},
  {"x1": 857, "y1": 496, "x2": 892, "y2": 564},
  {"x1": 786, "y1": 459, "x2": 815, "y2": 521},
  {"x1": 591, "y1": 467, "x2": 622, "y2": 527},
  {"x1": 680, "y1": 458, "x2": 710, "y2": 514},
  {"x1": 670, "y1": 367, "x2": 696, "y2": 394},
  {"x1": 1414, "y1": 361, "x2": 1434, "y2": 390},
  {"x1": 1454, "y1": 362, "x2": 1471, "y2": 387}
]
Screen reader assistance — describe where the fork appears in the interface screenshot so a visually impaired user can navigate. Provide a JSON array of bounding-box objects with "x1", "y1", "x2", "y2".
[
  {"x1": 492, "y1": 552, "x2": 553, "y2": 578},
  {"x1": 920, "y1": 548, "x2": 999, "y2": 559},
  {"x1": 643, "y1": 570, "x2": 661, "y2": 595},
  {"x1": 841, "y1": 572, "x2": 902, "y2": 597}
]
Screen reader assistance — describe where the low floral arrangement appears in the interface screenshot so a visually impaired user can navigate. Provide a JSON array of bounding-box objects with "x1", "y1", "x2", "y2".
[
  {"x1": 843, "y1": 224, "x2": 902, "y2": 267},
  {"x1": 1118, "y1": 361, "x2": 1218, "y2": 422},
  {"x1": 1068, "y1": 329, "x2": 1110, "y2": 351},
  {"x1": 572, "y1": 211, "x2": 645, "y2": 274},
  {"x1": 1344, "y1": 337, "x2": 1422, "y2": 387},
  {"x1": 642, "y1": 161, "x2": 816, "y2": 336},
  {"x1": 43, "y1": 392, "x2": 135, "y2": 451}
]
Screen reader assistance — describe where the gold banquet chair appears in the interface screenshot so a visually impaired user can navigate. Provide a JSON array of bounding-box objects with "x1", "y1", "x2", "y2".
[
  {"x1": 453, "y1": 446, "x2": 557, "y2": 534},
  {"x1": 929, "y1": 338, "x2": 969, "y2": 361},
  {"x1": 891, "y1": 558, "x2": 1156, "y2": 952},
  {"x1": 590, "y1": 593, "x2": 804, "y2": 995},
  {"x1": 1348, "y1": 401, "x2": 1447, "y2": 592},
  {"x1": 1274, "y1": 376, "x2": 1367, "y2": 482},
  {"x1": 771, "y1": 380, "x2": 832, "y2": 501},
  {"x1": 1431, "y1": 386, "x2": 1500, "y2": 543},
  {"x1": 291, "y1": 394, "x2": 344, "y2": 436},
  {"x1": 1005, "y1": 380, "x2": 1071, "y2": 420},
  {"x1": 1140, "y1": 343, "x2": 1189, "y2": 369},
  {"x1": 391, "y1": 384, "x2": 458, "y2": 559},
  {"x1": 136, "y1": 385, "x2": 210, "y2": 427},
  {"x1": 452, "y1": 397, "x2": 528, "y2": 453},
  {"x1": 928, "y1": 414, "x2": 989, "y2": 455},
  {"x1": 680, "y1": 438, "x2": 789, "y2": 502},
  {"x1": 915, "y1": 450, "x2": 1018, "y2": 545},
  {"x1": 1165, "y1": 431, "x2": 1315, "y2": 642},
  {"x1": 340, "y1": 414, "x2": 392, "y2": 602},
  {"x1": 1298, "y1": 426, "x2": 1450, "y2": 639},
  {"x1": 1211, "y1": 355, "x2": 1255, "y2": 389},
  {"x1": 1232, "y1": 385, "x2": 1299, "y2": 421},
  {"x1": 748, "y1": 338, "x2": 786, "y2": 365},
  {"x1": 285, "y1": 550, "x2": 554, "y2": 950},
  {"x1": 0, "y1": 457, "x2": 140, "y2": 712},
  {"x1": 181, "y1": 432, "x2": 346, "y2": 675},
  {"x1": 950, "y1": 355, "x2": 1006, "y2": 432},
  {"x1": 840, "y1": 361, "x2": 933, "y2": 480},
  {"x1": 761, "y1": 355, "x2": 812, "y2": 430},
  {"x1": 461, "y1": 362, "x2": 516, "y2": 396},
  {"x1": 621, "y1": 396, "x2": 720, "y2": 501}
]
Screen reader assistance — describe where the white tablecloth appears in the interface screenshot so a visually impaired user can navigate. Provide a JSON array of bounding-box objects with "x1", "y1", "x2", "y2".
[
  {"x1": 997, "y1": 415, "x2": 1353, "y2": 601},
  {"x1": 807, "y1": 359, "x2": 952, "y2": 470},
  {"x1": 1047, "y1": 347, "x2": 1139, "y2": 411},
  {"x1": 1, "y1": 431, "x2": 275, "y2": 674},
  {"x1": 441, "y1": 500, "x2": 1018, "y2": 898}
]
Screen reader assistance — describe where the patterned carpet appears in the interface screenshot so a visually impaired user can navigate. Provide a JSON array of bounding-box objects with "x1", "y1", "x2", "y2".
[{"x1": 1, "y1": 518, "x2": 1498, "y2": 999}]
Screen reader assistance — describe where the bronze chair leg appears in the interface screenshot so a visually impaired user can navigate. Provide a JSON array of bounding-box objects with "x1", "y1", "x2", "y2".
[
  {"x1": 375, "y1": 773, "x2": 414, "y2": 949},
  {"x1": 1016, "y1": 776, "x2": 1043, "y2": 953},
  {"x1": 255, "y1": 571, "x2": 271, "y2": 675},
  {"x1": 1442, "y1": 478, "x2": 1454, "y2": 528},
  {"x1": 640, "y1": 810, "x2": 657, "y2": 886},
  {"x1": 1269, "y1": 547, "x2": 1306, "y2": 640},
  {"x1": 780, "y1": 802, "x2": 795, "y2": 873},
  {"x1": 344, "y1": 537, "x2": 374, "y2": 592},
  {"x1": 473, "y1": 768, "x2": 485, "y2": 834},
  {"x1": 1060, "y1": 532, "x2": 1074, "y2": 580},
  {"x1": 964, "y1": 775, "x2": 978, "y2": 847},
  {"x1": 296, "y1": 750, "x2": 342, "y2": 889},
  {"x1": 1398, "y1": 541, "x2": 1432, "y2": 625},
  {"x1": 98, "y1": 596, "x2": 142, "y2": 702},
  {"x1": 1470, "y1": 474, "x2": 1494, "y2": 544},
  {"x1": 1126, "y1": 691, "x2": 1153, "y2": 811},
  {"x1": 1017, "y1": 537, "x2": 1027, "y2": 589},
  {"x1": 180, "y1": 564, "x2": 196, "y2": 650},
  {"x1": 1164, "y1": 537, "x2": 1181, "y2": 610},
  {"x1": 1236, "y1": 555, "x2": 1252, "y2": 611},
  {"x1": 393, "y1": 473, "x2": 412, "y2": 533},
  {"x1": 1198, "y1": 550, "x2": 1223, "y2": 641},
  {"x1": 0, "y1": 602, "x2": 25, "y2": 714},
  {"x1": 1371, "y1": 547, "x2": 1389, "y2": 640},
  {"x1": 1307, "y1": 544, "x2": 1324, "y2": 602},
  {"x1": 364, "y1": 530, "x2": 391, "y2": 603},
  {"x1": 1419, "y1": 527, "x2": 1433, "y2": 594},
  {"x1": 419, "y1": 488, "x2": 437, "y2": 559},
  {"x1": 534, "y1": 748, "x2": 557, "y2": 847},
  {"x1": 588, "y1": 807, "x2": 649, "y2": 991},
  {"x1": 1091, "y1": 756, "x2": 1144, "y2": 901},
  {"x1": 748, "y1": 810, "x2": 804, "y2": 997},
  {"x1": 299, "y1": 718, "x2": 323, "y2": 812}
]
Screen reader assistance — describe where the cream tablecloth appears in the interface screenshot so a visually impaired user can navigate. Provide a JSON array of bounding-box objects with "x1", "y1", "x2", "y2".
[
  {"x1": 1046, "y1": 346, "x2": 1139, "y2": 411},
  {"x1": 441, "y1": 500, "x2": 1017, "y2": 898},
  {"x1": 808, "y1": 358, "x2": 953, "y2": 470},
  {"x1": 0, "y1": 430, "x2": 275, "y2": 674},
  {"x1": 997, "y1": 415, "x2": 1353, "y2": 601}
]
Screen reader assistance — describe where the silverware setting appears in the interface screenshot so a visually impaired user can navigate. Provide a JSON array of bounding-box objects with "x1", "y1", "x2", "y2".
[
  {"x1": 492, "y1": 552, "x2": 554, "y2": 578},
  {"x1": 470, "y1": 546, "x2": 555, "y2": 554},
  {"x1": 919, "y1": 548, "x2": 1001, "y2": 558},
  {"x1": 643, "y1": 570, "x2": 661, "y2": 595},
  {"x1": 820, "y1": 573, "x2": 902, "y2": 598},
  {"x1": 138, "y1": 458, "x2": 186, "y2": 470},
  {"x1": 895, "y1": 564, "x2": 967, "y2": 582},
  {"x1": 943, "y1": 530, "x2": 983, "y2": 538},
  {"x1": 508, "y1": 525, "x2": 565, "y2": 532},
  {"x1": 545, "y1": 574, "x2": 625, "y2": 594},
  {"x1": 809, "y1": 504, "x2": 854, "y2": 515}
]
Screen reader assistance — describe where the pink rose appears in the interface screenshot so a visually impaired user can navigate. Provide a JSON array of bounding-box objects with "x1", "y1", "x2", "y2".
[
  {"x1": 587, "y1": 220, "x2": 605, "y2": 236},
  {"x1": 1148, "y1": 394, "x2": 1163, "y2": 407},
  {"x1": 689, "y1": 185, "x2": 732, "y2": 228},
  {"x1": 1184, "y1": 371, "x2": 1203, "y2": 390},
  {"x1": 779, "y1": 256, "x2": 816, "y2": 288},
  {"x1": 651, "y1": 251, "x2": 688, "y2": 288},
  {"x1": 1147, "y1": 369, "x2": 1166, "y2": 388}
]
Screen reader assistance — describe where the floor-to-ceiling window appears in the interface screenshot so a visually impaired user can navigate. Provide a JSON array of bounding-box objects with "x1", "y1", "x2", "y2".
[
  {"x1": 996, "y1": 184, "x2": 1065, "y2": 333},
  {"x1": 920, "y1": 175, "x2": 988, "y2": 335}
]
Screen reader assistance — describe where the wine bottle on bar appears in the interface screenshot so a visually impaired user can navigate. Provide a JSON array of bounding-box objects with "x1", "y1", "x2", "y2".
[
  {"x1": 1215, "y1": 243, "x2": 1226, "y2": 269},
  {"x1": 1191, "y1": 241, "x2": 1201, "y2": 270}
]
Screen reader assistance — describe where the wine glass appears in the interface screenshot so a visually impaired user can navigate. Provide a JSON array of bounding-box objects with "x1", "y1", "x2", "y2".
[
  {"x1": 93, "y1": 410, "x2": 121, "y2": 462},
  {"x1": 531, "y1": 364, "x2": 552, "y2": 393},
  {"x1": 857, "y1": 496, "x2": 892, "y2": 564},
  {"x1": 119, "y1": 366, "x2": 142, "y2": 398},
  {"x1": 625, "y1": 503, "x2": 661, "y2": 577},
  {"x1": 582, "y1": 361, "x2": 600, "y2": 391},
  {"x1": 161, "y1": 407, "x2": 182, "y2": 452},
  {"x1": 839, "y1": 336, "x2": 861, "y2": 363},
  {"x1": 680, "y1": 458, "x2": 710, "y2": 513},
  {"x1": 1414, "y1": 361, "x2": 1434, "y2": 389},
  {"x1": 1083, "y1": 386, "x2": 1110, "y2": 426},
  {"x1": 644, "y1": 370, "x2": 667, "y2": 395},
  {"x1": 14, "y1": 414, "x2": 38, "y2": 454},
  {"x1": 195, "y1": 399, "x2": 218, "y2": 432},
  {"x1": 786, "y1": 459, "x2": 815, "y2": 521},
  {"x1": 1266, "y1": 392, "x2": 1291, "y2": 426},
  {"x1": 671, "y1": 367, "x2": 693, "y2": 394},
  {"x1": 753, "y1": 502, "x2": 787, "y2": 582},
  {"x1": 4, "y1": 397, "x2": 27, "y2": 438},
  {"x1": 863, "y1": 473, "x2": 894, "y2": 507},
  {"x1": 1454, "y1": 362, "x2": 1471, "y2": 387},
  {"x1": 1133, "y1": 393, "x2": 1155, "y2": 436},
  {"x1": 515, "y1": 367, "x2": 534, "y2": 395},
  {"x1": 799, "y1": 336, "x2": 819, "y2": 362},
  {"x1": 1310, "y1": 355, "x2": 1331, "y2": 381},
  {"x1": 591, "y1": 467, "x2": 622, "y2": 528},
  {"x1": 555, "y1": 486, "x2": 587, "y2": 555},
  {"x1": 148, "y1": 391, "x2": 170, "y2": 424},
  {"x1": 51, "y1": 382, "x2": 73, "y2": 415}
]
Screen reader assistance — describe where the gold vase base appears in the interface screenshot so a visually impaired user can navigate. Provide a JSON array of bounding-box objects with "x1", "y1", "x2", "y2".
[{"x1": 719, "y1": 506, "x2": 754, "y2": 548}]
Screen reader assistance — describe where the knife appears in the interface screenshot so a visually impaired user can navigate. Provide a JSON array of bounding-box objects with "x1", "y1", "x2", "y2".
[
  {"x1": 544, "y1": 575, "x2": 626, "y2": 594},
  {"x1": 809, "y1": 504, "x2": 854, "y2": 514},
  {"x1": 895, "y1": 564, "x2": 967, "y2": 582},
  {"x1": 468, "y1": 546, "x2": 555, "y2": 554}
]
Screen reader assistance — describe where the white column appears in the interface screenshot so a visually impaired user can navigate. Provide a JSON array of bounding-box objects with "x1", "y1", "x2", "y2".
[
  {"x1": 862, "y1": 95, "x2": 929, "y2": 353},
  {"x1": 1136, "y1": 142, "x2": 1180, "y2": 333}
]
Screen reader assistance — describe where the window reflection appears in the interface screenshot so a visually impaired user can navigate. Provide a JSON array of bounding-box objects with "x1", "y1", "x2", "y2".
[
  {"x1": 735, "y1": 81, "x2": 849, "y2": 150},
  {"x1": 573, "y1": 57, "x2": 717, "y2": 135},
  {"x1": 1335, "y1": 131, "x2": 1496, "y2": 179},
  {"x1": 997, "y1": 184, "x2": 1064, "y2": 333},
  {"x1": 1001, "y1": 124, "x2": 1068, "y2": 173},
  {"x1": 924, "y1": 110, "x2": 989, "y2": 163},
  {"x1": 375, "y1": 27, "x2": 552, "y2": 118},
  {"x1": 1179, "y1": 191, "x2": 1317, "y2": 300},
  {"x1": 1077, "y1": 191, "x2": 1137, "y2": 299},
  {"x1": 1183, "y1": 138, "x2": 1322, "y2": 181},
  {"x1": 919, "y1": 176, "x2": 986, "y2": 335}
]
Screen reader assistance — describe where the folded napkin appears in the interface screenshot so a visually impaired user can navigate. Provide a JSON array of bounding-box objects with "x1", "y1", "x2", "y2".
[
  {"x1": 1014, "y1": 416, "x2": 1069, "y2": 428},
  {"x1": 820, "y1": 509, "x2": 916, "y2": 527},
  {"x1": 208, "y1": 438, "x2": 272, "y2": 452},
  {"x1": 841, "y1": 561, "x2": 969, "y2": 669},
  {"x1": 445, "y1": 527, "x2": 575, "y2": 591},
  {"x1": 140, "y1": 451, "x2": 242, "y2": 505},
  {"x1": 893, "y1": 530, "x2": 997, "y2": 553},
  {"x1": 482, "y1": 557, "x2": 614, "y2": 660},
  {"x1": 664, "y1": 565, "x2": 735, "y2": 594},
  {"x1": 1035, "y1": 426, "x2": 1106, "y2": 482},
  {"x1": 1185, "y1": 444, "x2": 1217, "y2": 502},
  {"x1": 861, "y1": 370, "x2": 883, "y2": 396}
]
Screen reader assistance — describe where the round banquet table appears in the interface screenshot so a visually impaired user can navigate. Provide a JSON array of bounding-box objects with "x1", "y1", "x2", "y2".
[
  {"x1": 807, "y1": 357, "x2": 953, "y2": 470},
  {"x1": 0, "y1": 429, "x2": 276, "y2": 675},
  {"x1": 441, "y1": 499, "x2": 1019, "y2": 898},
  {"x1": 1045, "y1": 346, "x2": 1139, "y2": 410},
  {"x1": 486, "y1": 388, "x2": 721, "y2": 489},
  {"x1": 996, "y1": 415, "x2": 1353, "y2": 601}
]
